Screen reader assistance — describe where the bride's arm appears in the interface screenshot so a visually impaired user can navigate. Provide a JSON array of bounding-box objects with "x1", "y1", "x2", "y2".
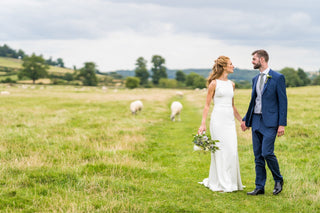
[
  {"x1": 232, "y1": 98, "x2": 242, "y2": 123},
  {"x1": 198, "y1": 81, "x2": 216, "y2": 134},
  {"x1": 232, "y1": 82, "x2": 243, "y2": 123}
]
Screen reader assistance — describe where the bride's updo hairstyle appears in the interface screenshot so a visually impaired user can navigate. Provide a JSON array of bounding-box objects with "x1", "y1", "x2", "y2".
[{"x1": 207, "y1": 56, "x2": 230, "y2": 86}]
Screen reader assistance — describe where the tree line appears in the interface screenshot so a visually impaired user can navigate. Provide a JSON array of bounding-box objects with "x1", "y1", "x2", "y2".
[
  {"x1": 125, "y1": 56, "x2": 320, "y2": 89},
  {"x1": 1, "y1": 43, "x2": 320, "y2": 88},
  {"x1": 5, "y1": 52, "x2": 320, "y2": 88},
  {"x1": 0, "y1": 44, "x2": 25, "y2": 59},
  {"x1": 0, "y1": 44, "x2": 191, "y2": 87},
  {"x1": 0, "y1": 44, "x2": 65, "y2": 68},
  {"x1": 125, "y1": 55, "x2": 207, "y2": 89},
  {"x1": 16, "y1": 53, "x2": 98, "y2": 85}
]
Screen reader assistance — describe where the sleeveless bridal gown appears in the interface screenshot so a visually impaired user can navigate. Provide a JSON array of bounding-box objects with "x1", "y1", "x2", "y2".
[{"x1": 199, "y1": 79, "x2": 243, "y2": 192}]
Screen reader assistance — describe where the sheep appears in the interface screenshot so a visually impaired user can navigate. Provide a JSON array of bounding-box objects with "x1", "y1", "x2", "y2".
[
  {"x1": 176, "y1": 91, "x2": 183, "y2": 98},
  {"x1": 102, "y1": 86, "x2": 108, "y2": 92},
  {"x1": 130, "y1": 100, "x2": 143, "y2": 115},
  {"x1": 1, "y1": 91, "x2": 10, "y2": 95},
  {"x1": 170, "y1": 101, "x2": 183, "y2": 121}
]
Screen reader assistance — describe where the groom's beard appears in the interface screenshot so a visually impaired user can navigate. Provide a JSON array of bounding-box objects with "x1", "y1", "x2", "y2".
[{"x1": 253, "y1": 63, "x2": 261, "y2": 69}]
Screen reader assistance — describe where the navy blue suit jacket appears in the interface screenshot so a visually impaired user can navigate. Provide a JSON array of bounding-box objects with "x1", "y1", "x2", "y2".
[{"x1": 243, "y1": 69, "x2": 287, "y2": 128}]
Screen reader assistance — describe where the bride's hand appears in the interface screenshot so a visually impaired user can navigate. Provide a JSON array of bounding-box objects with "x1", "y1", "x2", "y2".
[{"x1": 198, "y1": 126, "x2": 206, "y2": 134}]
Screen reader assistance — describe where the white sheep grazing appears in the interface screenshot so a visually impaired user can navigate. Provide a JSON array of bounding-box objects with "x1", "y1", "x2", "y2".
[
  {"x1": 170, "y1": 101, "x2": 183, "y2": 121},
  {"x1": 102, "y1": 86, "x2": 108, "y2": 92},
  {"x1": 176, "y1": 91, "x2": 183, "y2": 98},
  {"x1": 1, "y1": 91, "x2": 10, "y2": 95},
  {"x1": 130, "y1": 100, "x2": 143, "y2": 115}
]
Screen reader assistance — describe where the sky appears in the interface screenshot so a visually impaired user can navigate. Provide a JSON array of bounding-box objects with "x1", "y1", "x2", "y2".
[{"x1": 1, "y1": 0, "x2": 320, "y2": 72}]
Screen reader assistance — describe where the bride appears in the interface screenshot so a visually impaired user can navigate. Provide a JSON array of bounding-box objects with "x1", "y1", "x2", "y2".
[{"x1": 198, "y1": 56, "x2": 244, "y2": 192}]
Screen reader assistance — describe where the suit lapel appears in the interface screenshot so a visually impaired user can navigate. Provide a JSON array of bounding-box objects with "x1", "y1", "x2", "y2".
[
  {"x1": 252, "y1": 75, "x2": 259, "y2": 96},
  {"x1": 262, "y1": 70, "x2": 273, "y2": 95},
  {"x1": 262, "y1": 79, "x2": 268, "y2": 95}
]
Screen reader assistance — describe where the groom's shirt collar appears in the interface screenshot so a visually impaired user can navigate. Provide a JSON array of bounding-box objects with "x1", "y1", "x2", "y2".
[{"x1": 261, "y1": 67, "x2": 270, "y2": 75}]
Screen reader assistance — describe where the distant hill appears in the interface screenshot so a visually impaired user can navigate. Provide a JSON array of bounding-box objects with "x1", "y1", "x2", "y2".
[
  {"x1": 0, "y1": 55, "x2": 261, "y2": 83},
  {"x1": 0, "y1": 56, "x2": 74, "y2": 74},
  {"x1": 110, "y1": 68, "x2": 260, "y2": 82},
  {"x1": 0, "y1": 56, "x2": 75, "y2": 83}
]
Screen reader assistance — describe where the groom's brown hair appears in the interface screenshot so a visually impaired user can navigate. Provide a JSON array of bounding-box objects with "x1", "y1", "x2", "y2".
[{"x1": 252, "y1": 49, "x2": 269, "y2": 62}]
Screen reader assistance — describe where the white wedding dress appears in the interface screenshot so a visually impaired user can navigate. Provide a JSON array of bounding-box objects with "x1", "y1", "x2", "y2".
[{"x1": 199, "y1": 79, "x2": 243, "y2": 192}]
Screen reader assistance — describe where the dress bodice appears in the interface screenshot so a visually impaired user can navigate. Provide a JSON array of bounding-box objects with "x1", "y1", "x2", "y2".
[{"x1": 213, "y1": 80, "x2": 234, "y2": 108}]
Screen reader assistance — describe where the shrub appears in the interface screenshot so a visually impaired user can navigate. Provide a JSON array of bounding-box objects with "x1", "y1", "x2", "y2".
[
  {"x1": 125, "y1": 77, "x2": 140, "y2": 89},
  {"x1": 159, "y1": 78, "x2": 177, "y2": 88},
  {"x1": 1, "y1": 77, "x2": 16, "y2": 83},
  {"x1": 52, "y1": 79, "x2": 67, "y2": 85},
  {"x1": 186, "y1": 72, "x2": 206, "y2": 89}
]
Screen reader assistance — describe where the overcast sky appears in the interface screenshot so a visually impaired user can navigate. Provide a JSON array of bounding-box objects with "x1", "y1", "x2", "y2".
[{"x1": 1, "y1": 0, "x2": 320, "y2": 72}]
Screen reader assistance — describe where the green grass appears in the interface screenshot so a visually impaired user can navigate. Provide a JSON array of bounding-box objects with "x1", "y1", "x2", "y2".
[
  {"x1": 0, "y1": 85, "x2": 319, "y2": 212},
  {"x1": 0, "y1": 56, "x2": 74, "y2": 73},
  {"x1": 0, "y1": 57, "x2": 22, "y2": 69},
  {"x1": 0, "y1": 75, "x2": 18, "y2": 81}
]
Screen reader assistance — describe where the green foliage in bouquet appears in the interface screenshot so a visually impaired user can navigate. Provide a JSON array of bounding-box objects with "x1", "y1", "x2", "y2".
[{"x1": 192, "y1": 132, "x2": 219, "y2": 152}]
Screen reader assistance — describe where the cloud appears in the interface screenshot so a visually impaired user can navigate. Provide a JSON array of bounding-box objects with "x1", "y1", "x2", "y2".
[
  {"x1": 2, "y1": 0, "x2": 320, "y2": 43},
  {"x1": 8, "y1": 30, "x2": 320, "y2": 72},
  {"x1": 2, "y1": 0, "x2": 320, "y2": 71}
]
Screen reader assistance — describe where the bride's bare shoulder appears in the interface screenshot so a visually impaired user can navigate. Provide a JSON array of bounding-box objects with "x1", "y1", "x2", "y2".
[{"x1": 208, "y1": 80, "x2": 217, "y2": 90}]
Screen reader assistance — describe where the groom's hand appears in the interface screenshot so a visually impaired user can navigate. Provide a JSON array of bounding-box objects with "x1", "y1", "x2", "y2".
[
  {"x1": 277, "y1": 126, "x2": 285, "y2": 137},
  {"x1": 241, "y1": 121, "x2": 248, "y2": 131}
]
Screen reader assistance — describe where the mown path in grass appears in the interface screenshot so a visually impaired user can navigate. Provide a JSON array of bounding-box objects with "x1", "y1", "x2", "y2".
[{"x1": 134, "y1": 89, "x2": 320, "y2": 212}]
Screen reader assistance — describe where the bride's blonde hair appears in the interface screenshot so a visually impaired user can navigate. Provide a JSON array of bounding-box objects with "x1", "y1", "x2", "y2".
[{"x1": 207, "y1": 56, "x2": 230, "y2": 86}]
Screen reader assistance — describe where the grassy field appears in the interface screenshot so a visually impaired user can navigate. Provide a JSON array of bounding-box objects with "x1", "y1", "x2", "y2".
[
  {"x1": 0, "y1": 57, "x2": 22, "y2": 69},
  {"x1": 0, "y1": 56, "x2": 74, "y2": 73},
  {"x1": 0, "y1": 85, "x2": 319, "y2": 212}
]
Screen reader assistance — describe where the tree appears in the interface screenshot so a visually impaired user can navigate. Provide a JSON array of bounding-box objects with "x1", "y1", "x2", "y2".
[
  {"x1": 186, "y1": 72, "x2": 206, "y2": 89},
  {"x1": 63, "y1": 73, "x2": 74, "y2": 82},
  {"x1": 134, "y1": 57, "x2": 149, "y2": 85},
  {"x1": 17, "y1": 49, "x2": 25, "y2": 59},
  {"x1": 20, "y1": 53, "x2": 49, "y2": 84},
  {"x1": 193, "y1": 75, "x2": 206, "y2": 89},
  {"x1": 0, "y1": 44, "x2": 26, "y2": 59},
  {"x1": 280, "y1": 67, "x2": 303, "y2": 87},
  {"x1": 297, "y1": 68, "x2": 311, "y2": 86},
  {"x1": 175, "y1": 70, "x2": 186, "y2": 82},
  {"x1": 57, "y1": 58, "x2": 65, "y2": 67},
  {"x1": 125, "y1": 77, "x2": 140, "y2": 89},
  {"x1": 46, "y1": 57, "x2": 57, "y2": 66},
  {"x1": 78, "y1": 62, "x2": 98, "y2": 86},
  {"x1": 312, "y1": 71, "x2": 320, "y2": 85},
  {"x1": 151, "y1": 55, "x2": 167, "y2": 85}
]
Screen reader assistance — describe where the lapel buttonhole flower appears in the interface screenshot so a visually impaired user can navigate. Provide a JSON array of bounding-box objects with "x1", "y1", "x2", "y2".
[{"x1": 265, "y1": 74, "x2": 272, "y2": 83}]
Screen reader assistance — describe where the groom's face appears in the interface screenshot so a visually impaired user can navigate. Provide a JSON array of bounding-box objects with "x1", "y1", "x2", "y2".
[{"x1": 252, "y1": 54, "x2": 262, "y2": 69}]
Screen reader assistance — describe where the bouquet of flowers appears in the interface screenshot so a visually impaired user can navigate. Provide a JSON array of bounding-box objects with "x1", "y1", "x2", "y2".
[{"x1": 193, "y1": 131, "x2": 219, "y2": 153}]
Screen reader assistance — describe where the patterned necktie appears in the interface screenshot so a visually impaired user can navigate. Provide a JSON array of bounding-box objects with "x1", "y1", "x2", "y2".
[{"x1": 259, "y1": 73, "x2": 265, "y2": 91}]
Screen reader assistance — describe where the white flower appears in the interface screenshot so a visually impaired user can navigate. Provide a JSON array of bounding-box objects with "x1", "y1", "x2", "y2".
[
  {"x1": 265, "y1": 74, "x2": 272, "y2": 83},
  {"x1": 192, "y1": 132, "x2": 219, "y2": 153}
]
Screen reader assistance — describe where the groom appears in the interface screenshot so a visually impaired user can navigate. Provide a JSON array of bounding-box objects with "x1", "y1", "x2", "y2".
[{"x1": 241, "y1": 49, "x2": 287, "y2": 196}]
